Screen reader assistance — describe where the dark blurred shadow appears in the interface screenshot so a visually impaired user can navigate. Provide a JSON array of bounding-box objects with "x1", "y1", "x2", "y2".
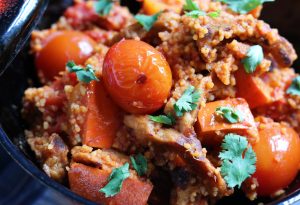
[{"x1": 261, "y1": 0, "x2": 300, "y2": 68}]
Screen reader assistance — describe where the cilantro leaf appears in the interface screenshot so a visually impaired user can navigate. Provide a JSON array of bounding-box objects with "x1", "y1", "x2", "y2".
[
  {"x1": 183, "y1": 0, "x2": 221, "y2": 18},
  {"x1": 130, "y1": 154, "x2": 148, "y2": 176},
  {"x1": 149, "y1": 114, "x2": 176, "y2": 125},
  {"x1": 207, "y1": 10, "x2": 221, "y2": 18},
  {"x1": 185, "y1": 10, "x2": 206, "y2": 18},
  {"x1": 217, "y1": 0, "x2": 274, "y2": 14},
  {"x1": 219, "y1": 134, "x2": 257, "y2": 188},
  {"x1": 94, "y1": 0, "x2": 115, "y2": 16},
  {"x1": 67, "y1": 61, "x2": 99, "y2": 83},
  {"x1": 99, "y1": 163, "x2": 130, "y2": 197},
  {"x1": 183, "y1": 0, "x2": 200, "y2": 11},
  {"x1": 242, "y1": 45, "x2": 264, "y2": 73},
  {"x1": 287, "y1": 76, "x2": 300, "y2": 96},
  {"x1": 215, "y1": 106, "x2": 244, "y2": 123},
  {"x1": 174, "y1": 86, "x2": 201, "y2": 117},
  {"x1": 135, "y1": 12, "x2": 161, "y2": 31}
]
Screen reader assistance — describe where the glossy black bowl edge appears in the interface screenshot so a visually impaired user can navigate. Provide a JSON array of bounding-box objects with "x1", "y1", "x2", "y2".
[
  {"x1": 0, "y1": 0, "x2": 49, "y2": 75},
  {"x1": 0, "y1": 128, "x2": 96, "y2": 205}
]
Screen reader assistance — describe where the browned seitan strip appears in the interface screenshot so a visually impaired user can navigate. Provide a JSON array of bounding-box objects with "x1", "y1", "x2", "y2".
[
  {"x1": 26, "y1": 132, "x2": 69, "y2": 182},
  {"x1": 124, "y1": 115, "x2": 232, "y2": 198},
  {"x1": 182, "y1": 13, "x2": 297, "y2": 68},
  {"x1": 107, "y1": 11, "x2": 181, "y2": 46},
  {"x1": 70, "y1": 145, "x2": 152, "y2": 183},
  {"x1": 71, "y1": 145, "x2": 129, "y2": 172}
]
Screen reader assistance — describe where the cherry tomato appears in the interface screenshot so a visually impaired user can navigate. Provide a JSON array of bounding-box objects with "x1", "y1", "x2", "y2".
[
  {"x1": 142, "y1": 0, "x2": 210, "y2": 15},
  {"x1": 103, "y1": 40, "x2": 172, "y2": 114},
  {"x1": 143, "y1": 0, "x2": 184, "y2": 15},
  {"x1": 35, "y1": 31, "x2": 96, "y2": 81},
  {"x1": 251, "y1": 117, "x2": 300, "y2": 196}
]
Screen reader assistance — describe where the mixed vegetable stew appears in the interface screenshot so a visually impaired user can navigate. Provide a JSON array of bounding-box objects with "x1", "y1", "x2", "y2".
[{"x1": 22, "y1": 0, "x2": 300, "y2": 204}]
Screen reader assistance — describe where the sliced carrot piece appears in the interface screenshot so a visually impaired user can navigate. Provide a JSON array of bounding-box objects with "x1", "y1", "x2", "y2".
[
  {"x1": 83, "y1": 80, "x2": 122, "y2": 149},
  {"x1": 235, "y1": 68, "x2": 272, "y2": 109},
  {"x1": 69, "y1": 163, "x2": 153, "y2": 205},
  {"x1": 195, "y1": 98, "x2": 258, "y2": 145}
]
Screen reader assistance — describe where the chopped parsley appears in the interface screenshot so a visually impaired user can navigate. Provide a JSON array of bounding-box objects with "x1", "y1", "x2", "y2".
[
  {"x1": 217, "y1": 0, "x2": 274, "y2": 14},
  {"x1": 135, "y1": 12, "x2": 161, "y2": 31},
  {"x1": 149, "y1": 114, "x2": 176, "y2": 126},
  {"x1": 130, "y1": 154, "x2": 148, "y2": 176},
  {"x1": 215, "y1": 106, "x2": 244, "y2": 123},
  {"x1": 94, "y1": 0, "x2": 115, "y2": 16},
  {"x1": 219, "y1": 134, "x2": 257, "y2": 188},
  {"x1": 67, "y1": 61, "x2": 99, "y2": 83},
  {"x1": 174, "y1": 86, "x2": 201, "y2": 117},
  {"x1": 242, "y1": 45, "x2": 264, "y2": 74},
  {"x1": 184, "y1": 0, "x2": 220, "y2": 18},
  {"x1": 287, "y1": 76, "x2": 300, "y2": 96},
  {"x1": 99, "y1": 163, "x2": 130, "y2": 197}
]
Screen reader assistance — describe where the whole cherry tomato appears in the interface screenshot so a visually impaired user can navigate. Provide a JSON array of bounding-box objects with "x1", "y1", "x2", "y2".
[
  {"x1": 35, "y1": 31, "x2": 96, "y2": 81},
  {"x1": 251, "y1": 117, "x2": 300, "y2": 196},
  {"x1": 103, "y1": 40, "x2": 172, "y2": 114}
]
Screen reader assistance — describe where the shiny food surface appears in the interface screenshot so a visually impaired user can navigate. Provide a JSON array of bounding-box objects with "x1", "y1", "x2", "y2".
[{"x1": 103, "y1": 39, "x2": 172, "y2": 114}]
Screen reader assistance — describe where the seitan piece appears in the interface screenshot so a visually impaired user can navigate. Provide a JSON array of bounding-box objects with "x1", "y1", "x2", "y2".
[
  {"x1": 71, "y1": 145, "x2": 129, "y2": 172},
  {"x1": 26, "y1": 132, "x2": 69, "y2": 182},
  {"x1": 107, "y1": 11, "x2": 181, "y2": 46},
  {"x1": 158, "y1": 11, "x2": 296, "y2": 85},
  {"x1": 123, "y1": 115, "x2": 232, "y2": 198}
]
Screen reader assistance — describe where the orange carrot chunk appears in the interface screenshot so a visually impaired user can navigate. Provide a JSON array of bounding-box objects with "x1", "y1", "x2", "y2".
[
  {"x1": 235, "y1": 68, "x2": 272, "y2": 109},
  {"x1": 195, "y1": 98, "x2": 258, "y2": 145},
  {"x1": 69, "y1": 163, "x2": 153, "y2": 205},
  {"x1": 83, "y1": 80, "x2": 122, "y2": 149}
]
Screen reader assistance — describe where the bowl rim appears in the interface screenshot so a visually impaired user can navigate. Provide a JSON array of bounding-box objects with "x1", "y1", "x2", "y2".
[{"x1": 0, "y1": 127, "x2": 97, "y2": 205}]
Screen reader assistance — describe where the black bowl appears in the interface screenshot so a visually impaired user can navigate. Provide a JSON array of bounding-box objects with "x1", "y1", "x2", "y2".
[{"x1": 0, "y1": 0, "x2": 299, "y2": 204}]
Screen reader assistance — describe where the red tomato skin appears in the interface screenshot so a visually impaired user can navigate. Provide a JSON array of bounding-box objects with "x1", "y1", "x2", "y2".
[
  {"x1": 252, "y1": 117, "x2": 300, "y2": 196},
  {"x1": 35, "y1": 31, "x2": 96, "y2": 81},
  {"x1": 102, "y1": 40, "x2": 172, "y2": 114}
]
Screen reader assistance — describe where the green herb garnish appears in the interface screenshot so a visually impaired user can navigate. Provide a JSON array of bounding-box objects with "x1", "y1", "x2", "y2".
[
  {"x1": 130, "y1": 154, "x2": 148, "y2": 176},
  {"x1": 174, "y1": 86, "x2": 201, "y2": 117},
  {"x1": 207, "y1": 10, "x2": 221, "y2": 18},
  {"x1": 135, "y1": 12, "x2": 161, "y2": 31},
  {"x1": 219, "y1": 134, "x2": 257, "y2": 188},
  {"x1": 242, "y1": 45, "x2": 264, "y2": 73},
  {"x1": 149, "y1": 114, "x2": 176, "y2": 126},
  {"x1": 184, "y1": 0, "x2": 220, "y2": 18},
  {"x1": 183, "y1": 0, "x2": 200, "y2": 11},
  {"x1": 67, "y1": 61, "x2": 99, "y2": 83},
  {"x1": 215, "y1": 106, "x2": 244, "y2": 123},
  {"x1": 287, "y1": 76, "x2": 300, "y2": 96},
  {"x1": 99, "y1": 163, "x2": 130, "y2": 197},
  {"x1": 185, "y1": 10, "x2": 206, "y2": 18},
  {"x1": 94, "y1": 0, "x2": 115, "y2": 16},
  {"x1": 217, "y1": 0, "x2": 274, "y2": 14}
]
